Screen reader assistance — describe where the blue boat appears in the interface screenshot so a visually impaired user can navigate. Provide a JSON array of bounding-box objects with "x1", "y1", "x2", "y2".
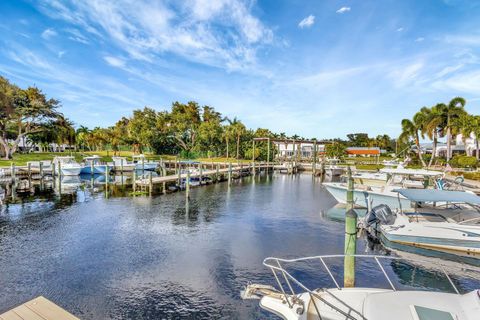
[{"x1": 80, "y1": 155, "x2": 113, "y2": 175}]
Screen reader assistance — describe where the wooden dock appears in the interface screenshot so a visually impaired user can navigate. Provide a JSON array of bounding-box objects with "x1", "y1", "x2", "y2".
[
  {"x1": 135, "y1": 164, "x2": 272, "y2": 186},
  {"x1": 0, "y1": 296, "x2": 79, "y2": 320}
]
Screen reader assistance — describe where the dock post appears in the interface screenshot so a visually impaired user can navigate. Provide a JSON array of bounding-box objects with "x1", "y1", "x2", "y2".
[
  {"x1": 105, "y1": 168, "x2": 109, "y2": 198},
  {"x1": 58, "y1": 162, "x2": 62, "y2": 177},
  {"x1": 186, "y1": 169, "x2": 190, "y2": 199},
  {"x1": 199, "y1": 164, "x2": 203, "y2": 185},
  {"x1": 27, "y1": 162, "x2": 31, "y2": 177},
  {"x1": 39, "y1": 161, "x2": 44, "y2": 178},
  {"x1": 313, "y1": 139, "x2": 317, "y2": 176},
  {"x1": 121, "y1": 158, "x2": 124, "y2": 172},
  {"x1": 162, "y1": 166, "x2": 167, "y2": 194},
  {"x1": 90, "y1": 161, "x2": 94, "y2": 175},
  {"x1": 178, "y1": 167, "x2": 181, "y2": 186},
  {"x1": 267, "y1": 138, "x2": 270, "y2": 174},
  {"x1": 228, "y1": 162, "x2": 232, "y2": 184},
  {"x1": 216, "y1": 164, "x2": 220, "y2": 182},
  {"x1": 132, "y1": 170, "x2": 137, "y2": 193},
  {"x1": 52, "y1": 163, "x2": 56, "y2": 177},
  {"x1": 142, "y1": 157, "x2": 145, "y2": 175},
  {"x1": 149, "y1": 172, "x2": 153, "y2": 196},
  {"x1": 10, "y1": 163, "x2": 15, "y2": 181},
  {"x1": 252, "y1": 140, "x2": 256, "y2": 177},
  {"x1": 344, "y1": 166, "x2": 357, "y2": 288}
]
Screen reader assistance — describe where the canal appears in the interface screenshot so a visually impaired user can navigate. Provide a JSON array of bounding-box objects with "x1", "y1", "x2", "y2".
[{"x1": 0, "y1": 173, "x2": 479, "y2": 319}]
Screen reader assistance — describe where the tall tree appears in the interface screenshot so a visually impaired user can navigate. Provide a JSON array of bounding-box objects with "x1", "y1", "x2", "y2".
[
  {"x1": 422, "y1": 104, "x2": 445, "y2": 167},
  {"x1": 399, "y1": 118, "x2": 426, "y2": 167},
  {"x1": 228, "y1": 117, "x2": 246, "y2": 159},
  {"x1": 443, "y1": 97, "x2": 466, "y2": 162},
  {"x1": 168, "y1": 101, "x2": 201, "y2": 152},
  {"x1": 0, "y1": 77, "x2": 62, "y2": 159}
]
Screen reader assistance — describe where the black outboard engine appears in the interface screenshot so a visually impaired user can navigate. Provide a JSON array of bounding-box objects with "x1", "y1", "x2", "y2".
[{"x1": 364, "y1": 204, "x2": 396, "y2": 237}]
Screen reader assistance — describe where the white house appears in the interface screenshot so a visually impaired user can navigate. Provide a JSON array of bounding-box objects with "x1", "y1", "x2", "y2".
[{"x1": 273, "y1": 141, "x2": 325, "y2": 159}]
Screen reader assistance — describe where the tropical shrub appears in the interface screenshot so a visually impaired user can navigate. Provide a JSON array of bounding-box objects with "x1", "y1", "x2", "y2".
[{"x1": 449, "y1": 155, "x2": 478, "y2": 168}]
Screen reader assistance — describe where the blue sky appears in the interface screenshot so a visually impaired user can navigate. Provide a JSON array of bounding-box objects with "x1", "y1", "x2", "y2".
[{"x1": 1, "y1": 0, "x2": 480, "y2": 139}]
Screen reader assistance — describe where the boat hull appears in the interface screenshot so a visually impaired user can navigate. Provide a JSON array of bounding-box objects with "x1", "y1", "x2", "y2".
[
  {"x1": 134, "y1": 163, "x2": 157, "y2": 171},
  {"x1": 60, "y1": 167, "x2": 82, "y2": 176},
  {"x1": 324, "y1": 183, "x2": 411, "y2": 209},
  {"x1": 80, "y1": 165, "x2": 113, "y2": 175},
  {"x1": 380, "y1": 222, "x2": 480, "y2": 255}
]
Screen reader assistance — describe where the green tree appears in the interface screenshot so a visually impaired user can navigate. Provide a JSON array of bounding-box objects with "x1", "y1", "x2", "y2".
[
  {"x1": 325, "y1": 142, "x2": 347, "y2": 158},
  {"x1": 443, "y1": 97, "x2": 466, "y2": 162},
  {"x1": 399, "y1": 117, "x2": 426, "y2": 167},
  {"x1": 0, "y1": 77, "x2": 63, "y2": 159},
  {"x1": 229, "y1": 117, "x2": 246, "y2": 159},
  {"x1": 167, "y1": 101, "x2": 201, "y2": 152}
]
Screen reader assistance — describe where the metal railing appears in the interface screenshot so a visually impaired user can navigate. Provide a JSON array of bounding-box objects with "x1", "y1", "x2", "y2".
[{"x1": 262, "y1": 254, "x2": 465, "y2": 320}]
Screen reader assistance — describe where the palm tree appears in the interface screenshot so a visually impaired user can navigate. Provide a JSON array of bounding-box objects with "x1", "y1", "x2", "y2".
[
  {"x1": 399, "y1": 117, "x2": 427, "y2": 167},
  {"x1": 226, "y1": 117, "x2": 246, "y2": 159},
  {"x1": 222, "y1": 124, "x2": 235, "y2": 158},
  {"x1": 443, "y1": 97, "x2": 466, "y2": 162},
  {"x1": 459, "y1": 114, "x2": 480, "y2": 159},
  {"x1": 420, "y1": 105, "x2": 445, "y2": 167}
]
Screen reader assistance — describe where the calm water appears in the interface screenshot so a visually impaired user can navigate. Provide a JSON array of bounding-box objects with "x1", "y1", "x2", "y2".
[{"x1": 0, "y1": 174, "x2": 479, "y2": 319}]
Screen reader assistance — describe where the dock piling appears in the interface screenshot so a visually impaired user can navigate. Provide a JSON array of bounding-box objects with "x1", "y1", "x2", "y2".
[
  {"x1": 133, "y1": 170, "x2": 137, "y2": 192},
  {"x1": 252, "y1": 140, "x2": 256, "y2": 177},
  {"x1": 149, "y1": 172, "x2": 153, "y2": 196},
  {"x1": 344, "y1": 166, "x2": 357, "y2": 287},
  {"x1": 186, "y1": 169, "x2": 190, "y2": 199}
]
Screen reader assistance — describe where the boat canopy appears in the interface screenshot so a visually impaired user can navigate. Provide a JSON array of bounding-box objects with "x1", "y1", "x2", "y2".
[
  {"x1": 380, "y1": 168, "x2": 443, "y2": 176},
  {"x1": 393, "y1": 189, "x2": 480, "y2": 205}
]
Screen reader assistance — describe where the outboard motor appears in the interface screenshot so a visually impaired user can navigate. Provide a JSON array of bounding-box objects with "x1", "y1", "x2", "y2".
[{"x1": 364, "y1": 204, "x2": 396, "y2": 237}]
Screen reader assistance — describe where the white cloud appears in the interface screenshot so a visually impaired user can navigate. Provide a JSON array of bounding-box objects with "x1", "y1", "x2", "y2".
[
  {"x1": 336, "y1": 7, "x2": 351, "y2": 14},
  {"x1": 41, "y1": 28, "x2": 57, "y2": 40},
  {"x1": 443, "y1": 34, "x2": 480, "y2": 46},
  {"x1": 39, "y1": 0, "x2": 274, "y2": 72},
  {"x1": 65, "y1": 28, "x2": 89, "y2": 44},
  {"x1": 388, "y1": 62, "x2": 424, "y2": 87},
  {"x1": 415, "y1": 37, "x2": 425, "y2": 42},
  {"x1": 397, "y1": 27, "x2": 404, "y2": 32},
  {"x1": 103, "y1": 56, "x2": 126, "y2": 68},
  {"x1": 298, "y1": 15, "x2": 315, "y2": 29},
  {"x1": 58, "y1": 51, "x2": 66, "y2": 58},
  {"x1": 432, "y1": 70, "x2": 480, "y2": 94}
]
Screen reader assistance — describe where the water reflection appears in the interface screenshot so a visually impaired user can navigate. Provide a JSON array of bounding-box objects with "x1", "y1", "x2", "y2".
[{"x1": 0, "y1": 173, "x2": 479, "y2": 319}]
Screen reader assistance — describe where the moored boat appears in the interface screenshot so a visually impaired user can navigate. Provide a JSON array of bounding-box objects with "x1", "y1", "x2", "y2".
[
  {"x1": 324, "y1": 168, "x2": 445, "y2": 209},
  {"x1": 52, "y1": 156, "x2": 83, "y2": 176},
  {"x1": 364, "y1": 189, "x2": 480, "y2": 256},
  {"x1": 242, "y1": 254, "x2": 480, "y2": 320},
  {"x1": 80, "y1": 155, "x2": 113, "y2": 174}
]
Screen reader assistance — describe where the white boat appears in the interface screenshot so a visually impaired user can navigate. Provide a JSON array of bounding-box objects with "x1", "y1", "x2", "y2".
[
  {"x1": 324, "y1": 168, "x2": 444, "y2": 209},
  {"x1": 52, "y1": 156, "x2": 83, "y2": 176},
  {"x1": 80, "y1": 155, "x2": 113, "y2": 174},
  {"x1": 242, "y1": 254, "x2": 480, "y2": 320},
  {"x1": 324, "y1": 158, "x2": 343, "y2": 177},
  {"x1": 112, "y1": 155, "x2": 157, "y2": 172},
  {"x1": 365, "y1": 189, "x2": 480, "y2": 256},
  {"x1": 132, "y1": 154, "x2": 157, "y2": 171},
  {"x1": 352, "y1": 171, "x2": 388, "y2": 186}
]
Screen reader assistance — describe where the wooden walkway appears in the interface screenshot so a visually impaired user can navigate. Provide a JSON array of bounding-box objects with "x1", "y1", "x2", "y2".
[
  {"x1": 0, "y1": 296, "x2": 79, "y2": 320},
  {"x1": 136, "y1": 164, "x2": 272, "y2": 186}
]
